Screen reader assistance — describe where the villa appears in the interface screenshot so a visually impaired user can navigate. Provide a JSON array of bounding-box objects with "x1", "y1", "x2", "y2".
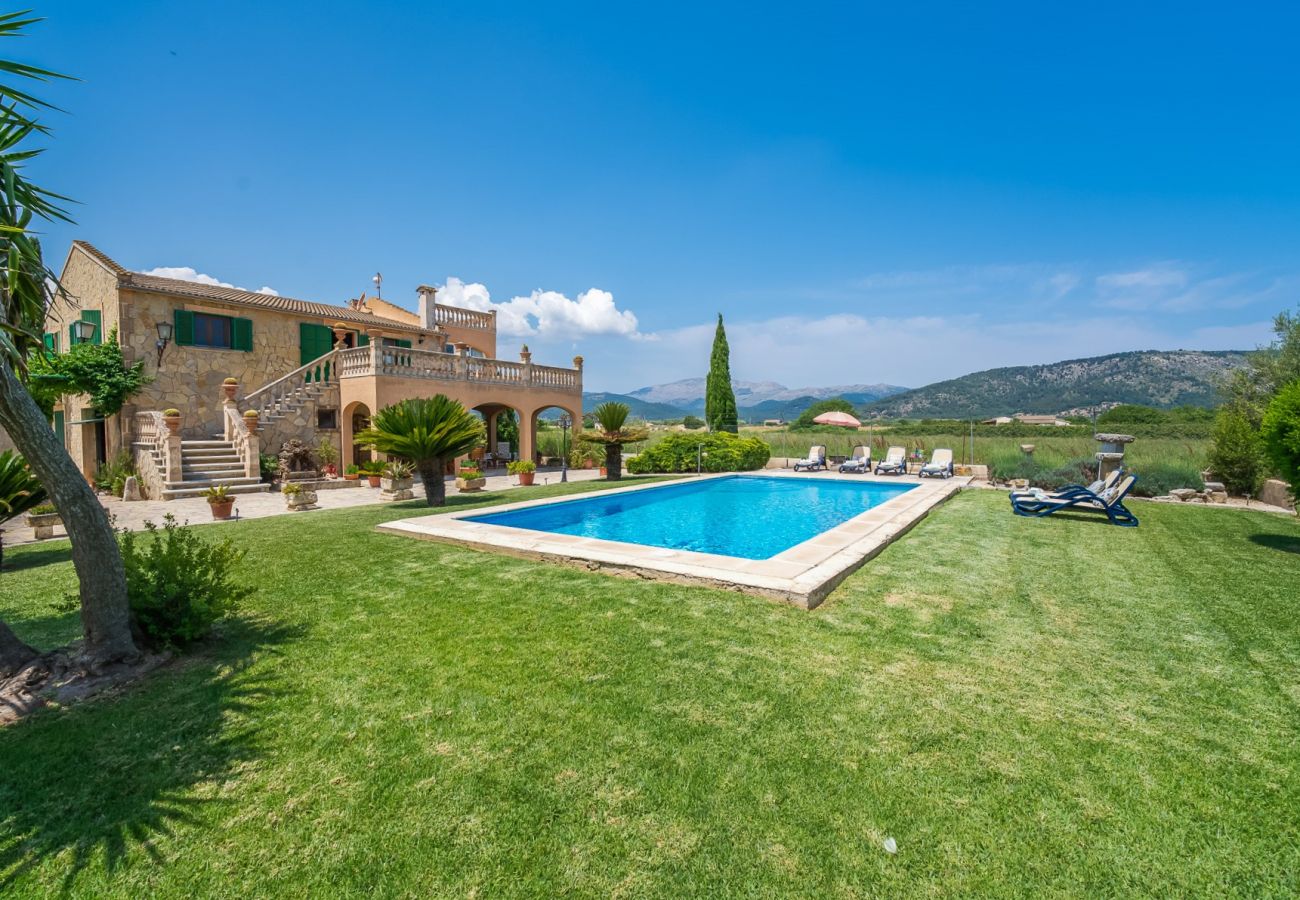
[{"x1": 31, "y1": 241, "x2": 583, "y2": 498}]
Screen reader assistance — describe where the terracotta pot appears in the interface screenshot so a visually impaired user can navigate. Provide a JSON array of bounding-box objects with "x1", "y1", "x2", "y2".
[
  {"x1": 583, "y1": 459, "x2": 594, "y2": 469},
  {"x1": 243, "y1": 412, "x2": 259, "y2": 434},
  {"x1": 344, "y1": 473, "x2": 359, "y2": 481},
  {"x1": 599, "y1": 467, "x2": 607, "y2": 477},
  {"x1": 518, "y1": 472, "x2": 535, "y2": 486},
  {"x1": 366, "y1": 475, "x2": 382, "y2": 487},
  {"x1": 222, "y1": 383, "x2": 238, "y2": 401},
  {"x1": 163, "y1": 415, "x2": 181, "y2": 435},
  {"x1": 209, "y1": 500, "x2": 235, "y2": 520}
]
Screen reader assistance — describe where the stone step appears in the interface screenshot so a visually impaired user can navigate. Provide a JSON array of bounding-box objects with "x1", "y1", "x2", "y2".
[
  {"x1": 183, "y1": 451, "x2": 241, "y2": 462},
  {"x1": 183, "y1": 466, "x2": 248, "y2": 479},
  {"x1": 164, "y1": 474, "x2": 263, "y2": 489},
  {"x1": 182, "y1": 440, "x2": 234, "y2": 449},
  {"x1": 160, "y1": 482, "x2": 271, "y2": 500}
]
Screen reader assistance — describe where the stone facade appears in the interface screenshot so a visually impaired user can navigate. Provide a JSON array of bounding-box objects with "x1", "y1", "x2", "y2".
[{"x1": 39, "y1": 242, "x2": 581, "y2": 489}]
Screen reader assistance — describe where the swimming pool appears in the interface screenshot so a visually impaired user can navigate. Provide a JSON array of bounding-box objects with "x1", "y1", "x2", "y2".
[{"x1": 466, "y1": 474, "x2": 917, "y2": 560}]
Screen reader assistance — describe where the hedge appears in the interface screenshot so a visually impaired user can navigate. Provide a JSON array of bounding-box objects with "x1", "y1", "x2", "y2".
[{"x1": 627, "y1": 432, "x2": 770, "y2": 474}]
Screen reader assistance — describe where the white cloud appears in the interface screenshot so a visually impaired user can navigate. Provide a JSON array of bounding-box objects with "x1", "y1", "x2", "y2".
[
  {"x1": 437, "y1": 277, "x2": 641, "y2": 339},
  {"x1": 142, "y1": 265, "x2": 278, "y2": 296}
]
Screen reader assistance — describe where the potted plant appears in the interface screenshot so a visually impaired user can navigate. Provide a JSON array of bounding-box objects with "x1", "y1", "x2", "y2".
[
  {"x1": 380, "y1": 461, "x2": 413, "y2": 493},
  {"x1": 222, "y1": 376, "x2": 239, "y2": 401},
  {"x1": 359, "y1": 460, "x2": 385, "y2": 487},
  {"x1": 456, "y1": 465, "x2": 486, "y2": 493},
  {"x1": 204, "y1": 484, "x2": 235, "y2": 520},
  {"x1": 343, "y1": 464, "x2": 360, "y2": 482},
  {"x1": 282, "y1": 481, "x2": 318, "y2": 511},
  {"x1": 24, "y1": 502, "x2": 61, "y2": 540},
  {"x1": 508, "y1": 459, "x2": 536, "y2": 486},
  {"x1": 242, "y1": 409, "x2": 260, "y2": 434},
  {"x1": 316, "y1": 438, "x2": 339, "y2": 478},
  {"x1": 163, "y1": 408, "x2": 182, "y2": 434}
]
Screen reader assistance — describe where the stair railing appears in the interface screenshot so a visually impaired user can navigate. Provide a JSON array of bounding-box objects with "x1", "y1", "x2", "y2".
[
  {"x1": 130, "y1": 410, "x2": 176, "y2": 495},
  {"x1": 223, "y1": 403, "x2": 261, "y2": 479},
  {"x1": 243, "y1": 350, "x2": 338, "y2": 420}
]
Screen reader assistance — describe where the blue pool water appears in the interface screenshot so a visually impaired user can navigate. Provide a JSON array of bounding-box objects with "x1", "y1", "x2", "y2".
[{"x1": 466, "y1": 475, "x2": 917, "y2": 560}]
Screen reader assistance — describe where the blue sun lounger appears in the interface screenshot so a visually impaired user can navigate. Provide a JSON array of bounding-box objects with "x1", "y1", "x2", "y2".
[{"x1": 1010, "y1": 474, "x2": 1139, "y2": 527}]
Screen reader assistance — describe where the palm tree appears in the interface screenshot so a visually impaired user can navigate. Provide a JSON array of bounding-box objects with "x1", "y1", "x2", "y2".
[
  {"x1": 0, "y1": 449, "x2": 44, "y2": 569},
  {"x1": 582, "y1": 402, "x2": 648, "y2": 481},
  {"x1": 0, "y1": 12, "x2": 139, "y2": 672},
  {"x1": 356, "y1": 396, "x2": 483, "y2": 506},
  {"x1": 0, "y1": 450, "x2": 44, "y2": 676}
]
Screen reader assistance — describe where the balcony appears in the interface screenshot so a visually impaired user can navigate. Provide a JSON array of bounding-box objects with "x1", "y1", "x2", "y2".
[
  {"x1": 433, "y1": 303, "x2": 495, "y2": 331},
  {"x1": 337, "y1": 345, "x2": 581, "y2": 391}
]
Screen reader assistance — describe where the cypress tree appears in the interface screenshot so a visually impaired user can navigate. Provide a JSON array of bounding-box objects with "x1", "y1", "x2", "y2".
[{"x1": 705, "y1": 313, "x2": 739, "y2": 433}]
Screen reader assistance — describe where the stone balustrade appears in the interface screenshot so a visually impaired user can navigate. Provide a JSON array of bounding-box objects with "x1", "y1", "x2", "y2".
[
  {"x1": 433, "y1": 302, "x2": 495, "y2": 331},
  {"x1": 337, "y1": 344, "x2": 581, "y2": 392}
]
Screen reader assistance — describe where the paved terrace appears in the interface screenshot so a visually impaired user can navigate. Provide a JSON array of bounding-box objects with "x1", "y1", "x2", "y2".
[{"x1": 1, "y1": 468, "x2": 608, "y2": 548}]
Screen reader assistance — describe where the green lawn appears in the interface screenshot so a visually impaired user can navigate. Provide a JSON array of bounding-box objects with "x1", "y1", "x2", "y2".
[{"x1": 2, "y1": 483, "x2": 1299, "y2": 897}]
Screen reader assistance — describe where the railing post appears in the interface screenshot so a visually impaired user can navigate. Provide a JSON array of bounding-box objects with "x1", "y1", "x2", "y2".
[
  {"x1": 521, "y1": 345, "x2": 533, "y2": 386},
  {"x1": 573, "y1": 355, "x2": 583, "y2": 391},
  {"x1": 164, "y1": 430, "x2": 182, "y2": 484}
]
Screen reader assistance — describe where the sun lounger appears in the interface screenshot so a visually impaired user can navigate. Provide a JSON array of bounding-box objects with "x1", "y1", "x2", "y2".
[
  {"x1": 1010, "y1": 474, "x2": 1139, "y2": 527},
  {"x1": 874, "y1": 446, "x2": 906, "y2": 475},
  {"x1": 1011, "y1": 468, "x2": 1120, "y2": 501},
  {"x1": 793, "y1": 445, "x2": 827, "y2": 472},
  {"x1": 839, "y1": 446, "x2": 871, "y2": 473},
  {"x1": 919, "y1": 448, "x2": 954, "y2": 478}
]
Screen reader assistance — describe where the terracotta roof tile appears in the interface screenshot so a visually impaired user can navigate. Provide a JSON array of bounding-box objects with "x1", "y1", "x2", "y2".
[{"x1": 72, "y1": 241, "x2": 430, "y2": 335}]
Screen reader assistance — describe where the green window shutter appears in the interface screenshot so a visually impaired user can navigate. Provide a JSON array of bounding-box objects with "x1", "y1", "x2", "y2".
[
  {"x1": 53, "y1": 410, "x2": 65, "y2": 444},
  {"x1": 174, "y1": 309, "x2": 195, "y2": 346},
  {"x1": 394, "y1": 339, "x2": 411, "y2": 349},
  {"x1": 300, "y1": 322, "x2": 333, "y2": 366},
  {"x1": 68, "y1": 323, "x2": 76, "y2": 346},
  {"x1": 83, "y1": 309, "x2": 102, "y2": 345},
  {"x1": 231, "y1": 317, "x2": 254, "y2": 352},
  {"x1": 358, "y1": 333, "x2": 370, "y2": 347},
  {"x1": 43, "y1": 333, "x2": 55, "y2": 352}
]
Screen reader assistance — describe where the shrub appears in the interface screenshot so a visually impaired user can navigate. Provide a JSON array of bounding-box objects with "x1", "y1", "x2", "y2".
[
  {"x1": 94, "y1": 449, "x2": 136, "y2": 497},
  {"x1": 28, "y1": 502, "x2": 57, "y2": 516},
  {"x1": 682, "y1": 415, "x2": 704, "y2": 430},
  {"x1": 507, "y1": 460, "x2": 536, "y2": 475},
  {"x1": 792, "y1": 398, "x2": 858, "y2": 430},
  {"x1": 1260, "y1": 380, "x2": 1300, "y2": 501},
  {"x1": 259, "y1": 453, "x2": 279, "y2": 483},
  {"x1": 121, "y1": 514, "x2": 253, "y2": 650},
  {"x1": 163, "y1": 408, "x2": 181, "y2": 417},
  {"x1": 458, "y1": 467, "x2": 483, "y2": 479},
  {"x1": 1207, "y1": 404, "x2": 1266, "y2": 495},
  {"x1": 281, "y1": 482, "x2": 303, "y2": 496},
  {"x1": 383, "y1": 461, "x2": 413, "y2": 479},
  {"x1": 627, "y1": 431, "x2": 770, "y2": 473},
  {"x1": 1128, "y1": 462, "x2": 1205, "y2": 497},
  {"x1": 203, "y1": 484, "x2": 232, "y2": 504}
]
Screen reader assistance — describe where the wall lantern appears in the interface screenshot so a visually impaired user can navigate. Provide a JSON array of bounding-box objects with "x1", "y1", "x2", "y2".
[
  {"x1": 156, "y1": 320, "x2": 174, "y2": 366},
  {"x1": 71, "y1": 319, "x2": 97, "y2": 345}
]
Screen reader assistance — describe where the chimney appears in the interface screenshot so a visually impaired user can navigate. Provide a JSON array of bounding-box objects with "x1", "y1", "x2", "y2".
[{"x1": 416, "y1": 284, "x2": 438, "y2": 330}]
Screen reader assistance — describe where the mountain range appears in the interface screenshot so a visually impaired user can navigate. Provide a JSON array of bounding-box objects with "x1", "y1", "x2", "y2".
[{"x1": 582, "y1": 349, "x2": 1250, "y2": 422}]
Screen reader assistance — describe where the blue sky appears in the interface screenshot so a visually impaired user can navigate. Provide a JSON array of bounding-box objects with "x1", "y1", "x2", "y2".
[{"x1": 24, "y1": 1, "x2": 1300, "y2": 392}]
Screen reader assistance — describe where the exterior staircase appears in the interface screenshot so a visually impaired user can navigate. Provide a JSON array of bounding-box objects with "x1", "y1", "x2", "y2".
[{"x1": 133, "y1": 436, "x2": 269, "y2": 500}]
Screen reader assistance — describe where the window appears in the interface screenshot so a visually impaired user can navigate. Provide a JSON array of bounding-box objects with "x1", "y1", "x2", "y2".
[
  {"x1": 193, "y1": 313, "x2": 233, "y2": 348},
  {"x1": 317, "y1": 409, "x2": 339, "y2": 430},
  {"x1": 43, "y1": 332, "x2": 59, "y2": 353},
  {"x1": 175, "y1": 309, "x2": 254, "y2": 351}
]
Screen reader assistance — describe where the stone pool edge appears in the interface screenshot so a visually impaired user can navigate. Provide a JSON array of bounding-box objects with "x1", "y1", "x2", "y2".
[{"x1": 377, "y1": 471, "x2": 969, "y2": 610}]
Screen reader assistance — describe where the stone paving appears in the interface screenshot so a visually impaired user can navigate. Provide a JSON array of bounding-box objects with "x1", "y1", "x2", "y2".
[{"x1": 1, "y1": 468, "x2": 607, "y2": 548}]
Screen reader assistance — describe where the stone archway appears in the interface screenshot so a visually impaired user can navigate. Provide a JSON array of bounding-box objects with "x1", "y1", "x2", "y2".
[
  {"x1": 343, "y1": 401, "x2": 373, "y2": 468},
  {"x1": 470, "y1": 402, "x2": 523, "y2": 471},
  {"x1": 528, "y1": 404, "x2": 581, "y2": 470}
]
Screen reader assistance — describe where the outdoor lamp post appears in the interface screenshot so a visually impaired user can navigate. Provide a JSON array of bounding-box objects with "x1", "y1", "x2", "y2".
[
  {"x1": 155, "y1": 320, "x2": 173, "y2": 366},
  {"x1": 558, "y1": 414, "x2": 571, "y2": 483},
  {"x1": 71, "y1": 318, "x2": 96, "y2": 345}
]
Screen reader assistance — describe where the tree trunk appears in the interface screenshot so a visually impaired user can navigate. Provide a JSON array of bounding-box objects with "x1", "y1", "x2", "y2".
[
  {"x1": 0, "y1": 619, "x2": 38, "y2": 678},
  {"x1": 606, "y1": 443, "x2": 622, "y2": 480},
  {"x1": 419, "y1": 457, "x2": 446, "y2": 506},
  {"x1": 0, "y1": 359, "x2": 138, "y2": 668}
]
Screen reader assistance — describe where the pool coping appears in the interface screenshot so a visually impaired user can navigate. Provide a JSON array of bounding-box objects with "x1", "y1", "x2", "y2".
[{"x1": 377, "y1": 470, "x2": 969, "y2": 610}]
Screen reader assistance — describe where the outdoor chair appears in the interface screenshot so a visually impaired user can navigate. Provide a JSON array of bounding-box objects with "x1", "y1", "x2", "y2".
[
  {"x1": 919, "y1": 448, "x2": 954, "y2": 478},
  {"x1": 1011, "y1": 468, "x2": 1121, "y2": 501},
  {"x1": 874, "y1": 446, "x2": 906, "y2": 475},
  {"x1": 839, "y1": 446, "x2": 871, "y2": 473},
  {"x1": 1010, "y1": 474, "x2": 1139, "y2": 527},
  {"x1": 793, "y1": 445, "x2": 827, "y2": 472}
]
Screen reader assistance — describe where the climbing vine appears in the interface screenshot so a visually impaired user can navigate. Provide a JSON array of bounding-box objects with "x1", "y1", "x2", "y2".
[{"x1": 25, "y1": 327, "x2": 150, "y2": 416}]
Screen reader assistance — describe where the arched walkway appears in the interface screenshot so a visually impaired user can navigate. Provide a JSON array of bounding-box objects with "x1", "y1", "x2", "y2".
[
  {"x1": 528, "y1": 404, "x2": 581, "y2": 470},
  {"x1": 342, "y1": 401, "x2": 373, "y2": 468},
  {"x1": 471, "y1": 402, "x2": 523, "y2": 470}
]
